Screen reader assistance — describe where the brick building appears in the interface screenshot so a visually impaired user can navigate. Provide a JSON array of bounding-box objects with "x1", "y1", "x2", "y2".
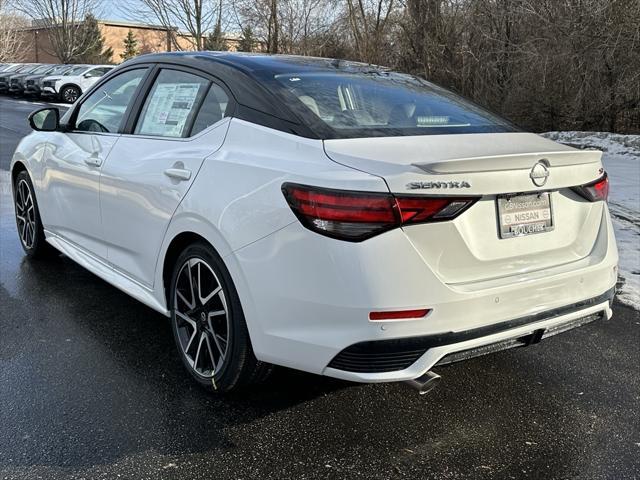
[{"x1": 15, "y1": 19, "x2": 241, "y2": 64}]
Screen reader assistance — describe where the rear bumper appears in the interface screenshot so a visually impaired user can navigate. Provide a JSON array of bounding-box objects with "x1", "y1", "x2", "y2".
[
  {"x1": 326, "y1": 288, "x2": 614, "y2": 381},
  {"x1": 230, "y1": 206, "x2": 618, "y2": 383}
]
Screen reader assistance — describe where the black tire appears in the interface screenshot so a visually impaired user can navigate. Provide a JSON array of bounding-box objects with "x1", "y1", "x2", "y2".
[
  {"x1": 169, "y1": 242, "x2": 272, "y2": 392},
  {"x1": 13, "y1": 170, "x2": 57, "y2": 259},
  {"x1": 60, "y1": 85, "x2": 81, "y2": 103}
]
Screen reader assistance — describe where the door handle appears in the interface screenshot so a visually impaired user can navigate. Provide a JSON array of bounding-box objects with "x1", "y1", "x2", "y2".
[
  {"x1": 164, "y1": 168, "x2": 192, "y2": 181},
  {"x1": 84, "y1": 157, "x2": 102, "y2": 167}
]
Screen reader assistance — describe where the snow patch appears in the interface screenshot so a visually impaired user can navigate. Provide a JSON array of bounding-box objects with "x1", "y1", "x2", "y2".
[{"x1": 543, "y1": 131, "x2": 640, "y2": 309}]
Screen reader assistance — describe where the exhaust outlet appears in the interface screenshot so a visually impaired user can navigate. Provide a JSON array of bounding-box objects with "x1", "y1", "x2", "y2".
[{"x1": 404, "y1": 371, "x2": 441, "y2": 395}]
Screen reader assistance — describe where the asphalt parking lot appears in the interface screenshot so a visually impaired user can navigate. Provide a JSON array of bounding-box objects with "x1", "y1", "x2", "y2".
[{"x1": 0, "y1": 96, "x2": 639, "y2": 480}]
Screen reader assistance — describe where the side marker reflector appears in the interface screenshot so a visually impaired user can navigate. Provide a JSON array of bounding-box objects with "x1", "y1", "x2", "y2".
[{"x1": 369, "y1": 309, "x2": 430, "y2": 321}]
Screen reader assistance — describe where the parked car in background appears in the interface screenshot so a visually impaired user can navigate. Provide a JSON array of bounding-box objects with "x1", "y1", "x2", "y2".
[
  {"x1": 0, "y1": 64, "x2": 36, "y2": 93},
  {"x1": 0, "y1": 63, "x2": 20, "y2": 73},
  {"x1": 24, "y1": 64, "x2": 72, "y2": 97},
  {"x1": 41, "y1": 64, "x2": 114, "y2": 103},
  {"x1": 8, "y1": 64, "x2": 55, "y2": 96}
]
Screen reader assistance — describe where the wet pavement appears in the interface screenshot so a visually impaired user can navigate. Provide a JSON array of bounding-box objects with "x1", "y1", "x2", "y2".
[{"x1": 0, "y1": 97, "x2": 639, "y2": 479}]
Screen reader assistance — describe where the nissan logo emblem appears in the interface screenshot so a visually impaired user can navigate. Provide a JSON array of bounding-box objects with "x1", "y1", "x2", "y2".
[{"x1": 530, "y1": 161, "x2": 550, "y2": 187}]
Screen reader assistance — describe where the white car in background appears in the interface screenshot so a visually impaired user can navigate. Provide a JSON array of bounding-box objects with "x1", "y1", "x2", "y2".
[
  {"x1": 11, "y1": 53, "x2": 618, "y2": 394},
  {"x1": 41, "y1": 64, "x2": 114, "y2": 103}
]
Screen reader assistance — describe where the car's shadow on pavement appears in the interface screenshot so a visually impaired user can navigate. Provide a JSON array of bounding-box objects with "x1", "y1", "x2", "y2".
[{"x1": 1, "y1": 250, "x2": 355, "y2": 464}]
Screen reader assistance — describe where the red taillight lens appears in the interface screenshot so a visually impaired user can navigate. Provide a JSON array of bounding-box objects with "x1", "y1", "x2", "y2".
[
  {"x1": 282, "y1": 183, "x2": 478, "y2": 241},
  {"x1": 572, "y1": 173, "x2": 609, "y2": 202}
]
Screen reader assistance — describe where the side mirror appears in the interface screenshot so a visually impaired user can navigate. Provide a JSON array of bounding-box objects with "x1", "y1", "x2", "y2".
[
  {"x1": 83, "y1": 72, "x2": 91, "y2": 78},
  {"x1": 28, "y1": 107, "x2": 60, "y2": 132}
]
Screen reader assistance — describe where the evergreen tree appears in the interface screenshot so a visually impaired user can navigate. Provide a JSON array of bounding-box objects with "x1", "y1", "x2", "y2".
[
  {"x1": 73, "y1": 14, "x2": 113, "y2": 64},
  {"x1": 204, "y1": 24, "x2": 228, "y2": 51},
  {"x1": 237, "y1": 26, "x2": 255, "y2": 52},
  {"x1": 120, "y1": 30, "x2": 139, "y2": 60}
]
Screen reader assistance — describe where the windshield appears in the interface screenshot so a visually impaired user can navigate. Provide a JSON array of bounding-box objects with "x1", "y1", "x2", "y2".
[
  {"x1": 273, "y1": 71, "x2": 517, "y2": 139},
  {"x1": 32, "y1": 65, "x2": 52, "y2": 74},
  {"x1": 67, "y1": 66, "x2": 87, "y2": 76},
  {"x1": 53, "y1": 65, "x2": 72, "y2": 74}
]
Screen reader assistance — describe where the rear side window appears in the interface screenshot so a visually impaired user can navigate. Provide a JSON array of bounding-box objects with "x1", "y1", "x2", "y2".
[
  {"x1": 135, "y1": 69, "x2": 209, "y2": 138},
  {"x1": 191, "y1": 84, "x2": 230, "y2": 135}
]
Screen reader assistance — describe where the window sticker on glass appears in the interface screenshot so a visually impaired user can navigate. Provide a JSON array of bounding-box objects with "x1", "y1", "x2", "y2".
[{"x1": 139, "y1": 83, "x2": 202, "y2": 137}]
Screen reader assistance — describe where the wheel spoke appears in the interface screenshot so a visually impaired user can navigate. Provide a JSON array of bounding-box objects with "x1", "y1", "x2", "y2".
[
  {"x1": 194, "y1": 333, "x2": 205, "y2": 371},
  {"x1": 177, "y1": 290, "x2": 194, "y2": 310},
  {"x1": 176, "y1": 310, "x2": 196, "y2": 329},
  {"x1": 21, "y1": 222, "x2": 28, "y2": 244},
  {"x1": 184, "y1": 328, "x2": 198, "y2": 354},
  {"x1": 188, "y1": 259, "x2": 198, "y2": 307},
  {"x1": 211, "y1": 332, "x2": 226, "y2": 361},
  {"x1": 17, "y1": 183, "x2": 25, "y2": 209},
  {"x1": 204, "y1": 335, "x2": 217, "y2": 372}
]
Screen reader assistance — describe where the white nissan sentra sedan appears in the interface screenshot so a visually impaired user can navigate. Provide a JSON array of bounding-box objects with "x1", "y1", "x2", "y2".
[{"x1": 11, "y1": 52, "x2": 617, "y2": 393}]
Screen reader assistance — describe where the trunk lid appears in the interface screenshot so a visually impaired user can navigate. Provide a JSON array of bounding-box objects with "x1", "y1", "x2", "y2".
[{"x1": 324, "y1": 132, "x2": 607, "y2": 285}]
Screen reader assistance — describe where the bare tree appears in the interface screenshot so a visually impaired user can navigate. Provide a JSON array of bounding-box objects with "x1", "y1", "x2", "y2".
[
  {"x1": 278, "y1": 0, "x2": 339, "y2": 55},
  {"x1": 0, "y1": 0, "x2": 29, "y2": 62},
  {"x1": 345, "y1": 0, "x2": 397, "y2": 64},
  {"x1": 13, "y1": 0, "x2": 102, "y2": 63},
  {"x1": 232, "y1": 0, "x2": 275, "y2": 52},
  {"x1": 127, "y1": 0, "x2": 224, "y2": 51}
]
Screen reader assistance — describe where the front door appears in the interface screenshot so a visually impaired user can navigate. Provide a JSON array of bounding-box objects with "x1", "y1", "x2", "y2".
[{"x1": 39, "y1": 68, "x2": 148, "y2": 259}]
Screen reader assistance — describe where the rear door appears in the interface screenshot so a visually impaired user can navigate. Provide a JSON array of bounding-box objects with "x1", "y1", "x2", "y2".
[{"x1": 99, "y1": 66, "x2": 233, "y2": 287}]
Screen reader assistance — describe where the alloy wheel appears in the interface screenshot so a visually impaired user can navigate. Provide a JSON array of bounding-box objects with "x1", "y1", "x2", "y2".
[
  {"x1": 173, "y1": 258, "x2": 230, "y2": 378},
  {"x1": 63, "y1": 87, "x2": 79, "y2": 103},
  {"x1": 15, "y1": 179, "x2": 36, "y2": 249}
]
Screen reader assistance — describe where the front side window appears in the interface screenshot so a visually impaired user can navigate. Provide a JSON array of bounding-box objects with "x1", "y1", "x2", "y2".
[
  {"x1": 272, "y1": 71, "x2": 518, "y2": 139},
  {"x1": 135, "y1": 69, "x2": 209, "y2": 138},
  {"x1": 75, "y1": 68, "x2": 146, "y2": 133}
]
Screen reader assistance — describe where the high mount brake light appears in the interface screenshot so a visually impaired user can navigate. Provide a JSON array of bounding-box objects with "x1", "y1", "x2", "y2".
[
  {"x1": 572, "y1": 173, "x2": 609, "y2": 202},
  {"x1": 282, "y1": 183, "x2": 478, "y2": 242}
]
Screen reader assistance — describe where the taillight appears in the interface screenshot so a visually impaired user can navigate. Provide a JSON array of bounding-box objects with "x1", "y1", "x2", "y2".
[
  {"x1": 572, "y1": 173, "x2": 609, "y2": 202},
  {"x1": 282, "y1": 183, "x2": 477, "y2": 241}
]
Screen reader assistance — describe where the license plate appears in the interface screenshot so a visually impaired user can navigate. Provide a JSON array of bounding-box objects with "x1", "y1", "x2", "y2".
[{"x1": 497, "y1": 192, "x2": 553, "y2": 238}]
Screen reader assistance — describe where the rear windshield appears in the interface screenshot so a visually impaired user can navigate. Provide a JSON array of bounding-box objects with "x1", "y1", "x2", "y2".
[{"x1": 272, "y1": 71, "x2": 517, "y2": 139}]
